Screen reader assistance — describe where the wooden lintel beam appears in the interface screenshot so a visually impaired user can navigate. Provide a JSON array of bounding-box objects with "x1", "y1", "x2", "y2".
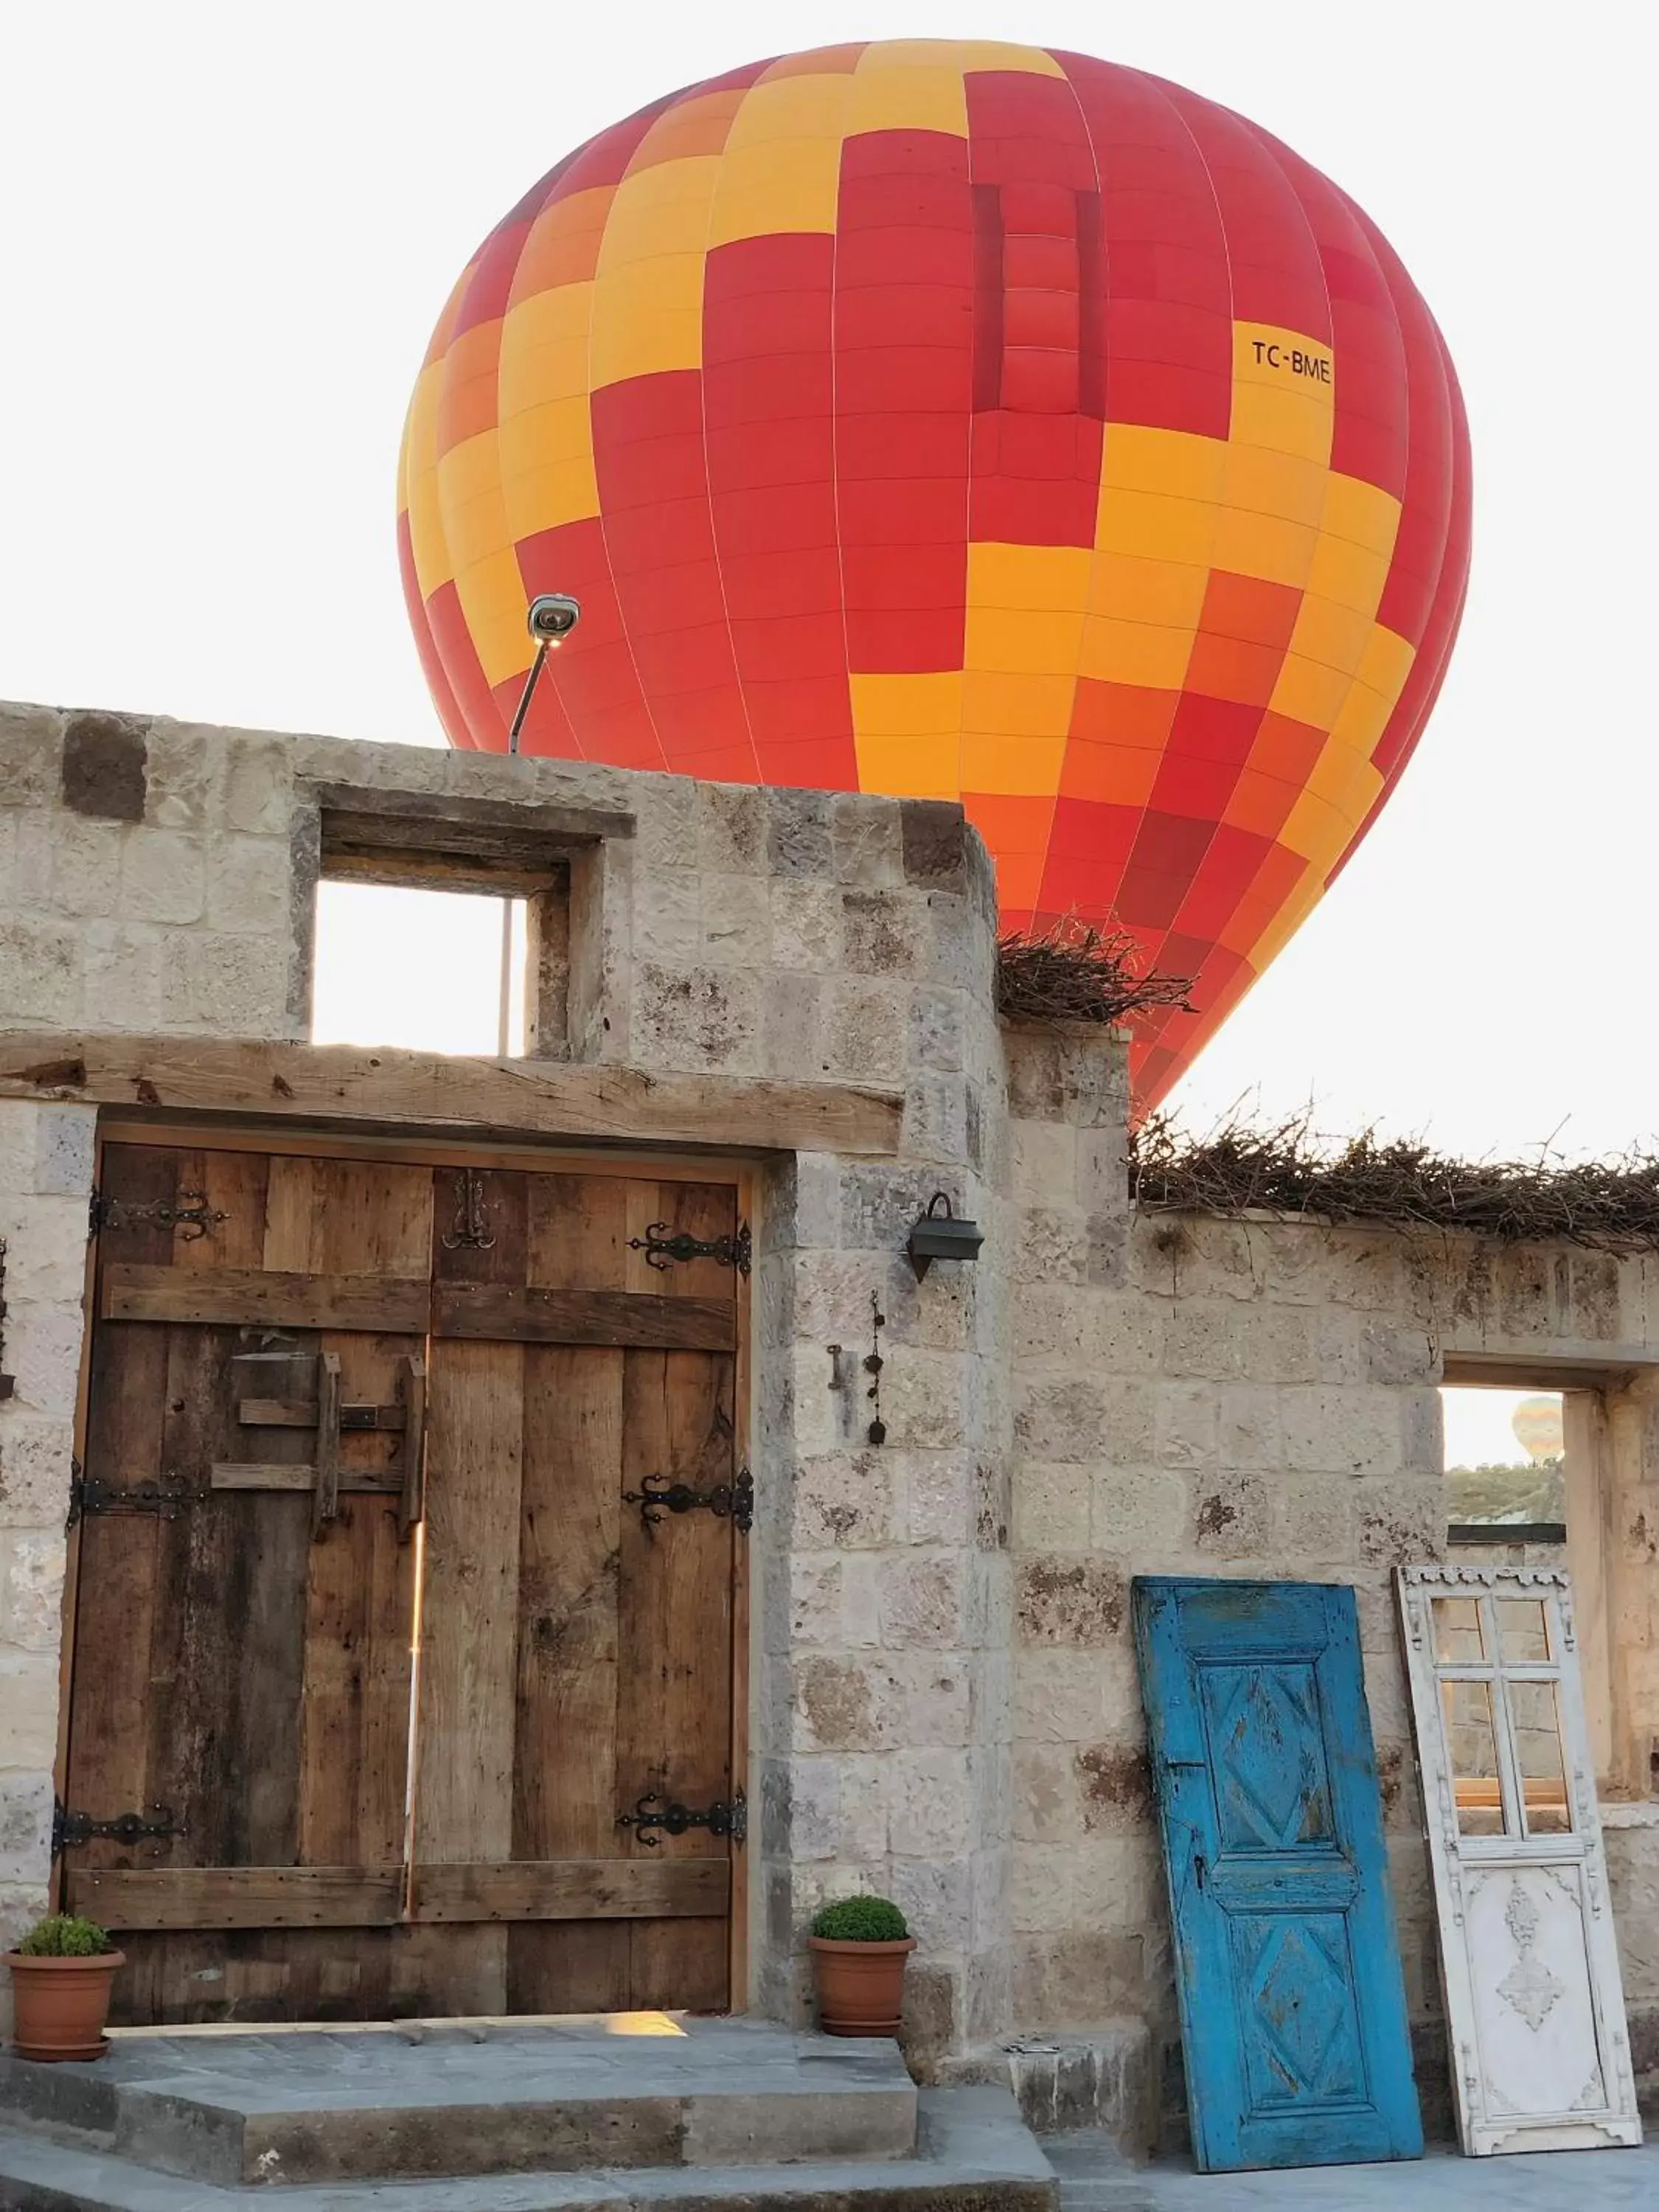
[
  {"x1": 0, "y1": 1034, "x2": 902, "y2": 1158},
  {"x1": 311, "y1": 784, "x2": 636, "y2": 849}
]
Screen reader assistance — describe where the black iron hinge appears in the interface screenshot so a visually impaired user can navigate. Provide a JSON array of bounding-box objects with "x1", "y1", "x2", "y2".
[
  {"x1": 53, "y1": 1798, "x2": 181, "y2": 1858},
  {"x1": 0, "y1": 1236, "x2": 13, "y2": 1400},
  {"x1": 89, "y1": 1189, "x2": 226, "y2": 1242},
  {"x1": 622, "y1": 1467, "x2": 752, "y2": 1537},
  {"x1": 617, "y1": 1792, "x2": 747, "y2": 1848},
  {"x1": 66, "y1": 1469, "x2": 199, "y2": 1527},
  {"x1": 627, "y1": 1220, "x2": 751, "y2": 1276}
]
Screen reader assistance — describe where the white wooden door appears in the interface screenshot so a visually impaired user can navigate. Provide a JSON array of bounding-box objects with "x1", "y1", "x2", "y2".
[{"x1": 1397, "y1": 1565, "x2": 1642, "y2": 2154}]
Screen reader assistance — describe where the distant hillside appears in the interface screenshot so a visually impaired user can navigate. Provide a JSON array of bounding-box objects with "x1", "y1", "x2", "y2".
[{"x1": 1446, "y1": 1457, "x2": 1565, "y2": 1524}]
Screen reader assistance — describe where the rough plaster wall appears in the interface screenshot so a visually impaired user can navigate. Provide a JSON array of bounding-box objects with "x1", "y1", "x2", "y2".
[{"x1": 0, "y1": 1102, "x2": 92, "y2": 2036}]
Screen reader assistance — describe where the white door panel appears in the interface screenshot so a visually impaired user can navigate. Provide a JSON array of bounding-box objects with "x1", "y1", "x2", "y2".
[{"x1": 1397, "y1": 1567, "x2": 1641, "y2": 2156}]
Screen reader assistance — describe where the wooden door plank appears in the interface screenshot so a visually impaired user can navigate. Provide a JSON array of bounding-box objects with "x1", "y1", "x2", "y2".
[
  {"x1": 416, "y1": 1345, "x2": 524, "y2": 1854},
  {"x1": 294, "y1": 1161, "x2": 429, "y2": 1877},
  {"x1": 239, "y1": 1399, "x2": 408, "y2": 1430},
  {"x1": 311, "y1": 1352, "x2": 342, "y2": 1534},
  {"x1": 147, "y1": 1153, "x2": 313, "y2": 1873},
  {"x1": 398, "y1": 1355, "x2": 427, "y2": 1534},
  {"x1": 69, "y1": 1866, "x2": 405, "y2": 1929},
  {"x1": 103, "y1": 1265, "x2": 429, "y2": 1333},
  {"x1": 209, "y1": 1465, "x2": 403, "y2": 1493},
  {"x1": 507, "y1": 1176, "x2": 634, "y2": 2014},
  {"x1": 412, "y1": 1172, "x2": 527, "y2": 2024},
  {"x1": 434, "y1": 1283, "x2": 734, "y2": 1350},
  {"x1": 416, "y1": 1859, "x2": 728, "y2": 1922},
  {"x1": 728, "y1": 1167, "x2": 754, "y2": 2011},
  {"x1": 66, "y1": 1147, "x2": 180, "y2": 1876},
  {"x1": 619, "y1": 1244, "x2": 737, "y2": 2011}
]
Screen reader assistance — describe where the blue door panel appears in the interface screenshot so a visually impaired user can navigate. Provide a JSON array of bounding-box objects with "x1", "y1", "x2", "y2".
[{"x1": 1134, "y1": 1577, "x2": 1422, "y2": 2174}]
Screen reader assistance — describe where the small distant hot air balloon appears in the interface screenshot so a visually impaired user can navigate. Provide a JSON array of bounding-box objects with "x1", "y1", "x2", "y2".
[
  {"x1": 399, "y1": 40, "x2": 1471, "y2": 1105},
  {"x1": 1512, "y1": 1396, "x2": 1564, "y2": 1464}
]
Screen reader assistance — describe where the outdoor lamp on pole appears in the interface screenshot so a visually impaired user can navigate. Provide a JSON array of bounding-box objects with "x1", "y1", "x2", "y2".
[
  {"x1": 499, "y1": 594, "x2": 582, "y2": 1054},
  {"x1": 508, "y1": 594, "x2": 582, "y2": 754}
]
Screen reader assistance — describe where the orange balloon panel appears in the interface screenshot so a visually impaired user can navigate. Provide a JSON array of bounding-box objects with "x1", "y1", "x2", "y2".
[{"x1": 399, "y1": 39, "x2": 1471, "y2": 1106}]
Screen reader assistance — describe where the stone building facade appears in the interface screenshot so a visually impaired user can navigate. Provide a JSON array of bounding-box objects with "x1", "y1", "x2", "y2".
[{"x1": 1, "y1": 698, "x2": 1655, "y2": 2139}]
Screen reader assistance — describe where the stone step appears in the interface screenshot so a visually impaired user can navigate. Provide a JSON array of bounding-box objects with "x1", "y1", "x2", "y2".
[
  {"x1": 0, "y1": 2022, "x2": 914, "y2": 2188},
  {"x1": 0, "y1": 2087, "x2": 1057, "y2": 2211}
]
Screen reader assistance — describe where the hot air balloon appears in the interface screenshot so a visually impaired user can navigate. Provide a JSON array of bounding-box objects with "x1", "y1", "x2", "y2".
[
  {"x1": 398, "y1": 40, "x2": 1471, "y2": 1105},
  {"x1": 1512, "y1": 1396, "x2": 1564, "y2": 1465}
]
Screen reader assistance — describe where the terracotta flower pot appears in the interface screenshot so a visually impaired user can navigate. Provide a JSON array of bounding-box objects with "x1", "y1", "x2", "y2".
[
  {"x1": 808, "y1": 1935, "x2": 915, "y2": 2037},
  {"x1": 6, "y1": 1950, "x2": 124, "y2": 2063}
]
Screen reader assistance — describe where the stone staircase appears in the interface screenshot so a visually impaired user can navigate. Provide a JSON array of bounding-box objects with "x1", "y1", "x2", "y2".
[{"x1": 0, "y1": 2017, "x2": 1057, "y2": 2211}]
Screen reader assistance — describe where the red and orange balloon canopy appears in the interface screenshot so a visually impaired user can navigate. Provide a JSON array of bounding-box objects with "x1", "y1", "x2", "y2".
[{"x1": 399, "y1": 39, "x2": 1470, "y2": 1105}]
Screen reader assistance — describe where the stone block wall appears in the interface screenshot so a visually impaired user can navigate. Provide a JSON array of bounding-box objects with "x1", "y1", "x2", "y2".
[
  {"x1": 1002, "y1": 1019, "x2": 1659, "y2": 2124},
  {"x1": 0, "y1": 699, "x2": 1013, "y2": 2056},
  {"x1": 0, "y1": 1101, "x2": 95, "y2": 2036},
  {"x1": 4, "y1": 698, "x2": 1659, "y2": 2104}
]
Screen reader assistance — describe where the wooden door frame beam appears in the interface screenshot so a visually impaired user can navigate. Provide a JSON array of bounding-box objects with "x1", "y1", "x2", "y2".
[{"x1": 1, "y1": 1032, "x2": 901, "y2": 1158}]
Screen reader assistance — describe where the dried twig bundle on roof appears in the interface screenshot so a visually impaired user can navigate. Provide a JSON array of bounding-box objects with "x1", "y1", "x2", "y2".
[
  {"x1": 1131, "y1": 1107, "x2": 1659, "y2": 1251},
  {"x1": 996, "y1": 920, "x2": 1194, "y2": 1029}
]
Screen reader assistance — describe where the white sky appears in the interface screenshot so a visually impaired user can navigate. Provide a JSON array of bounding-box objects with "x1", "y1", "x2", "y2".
[
  {"x1": 4, "y1": 2, "x2": 1655, "y2": 1154},
  {"x1": 1441, "y1": 1388, "x2": 1559, "y2": 1474}
]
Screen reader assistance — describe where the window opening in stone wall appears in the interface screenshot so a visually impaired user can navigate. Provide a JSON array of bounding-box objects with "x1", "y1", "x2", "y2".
[
  {"x1": 311, "y1": 880, "x2": 528, "y2": 1056},
  {"x1": 1439, "y1": 1380, "x2": 1617, "y2": 1795},
  {"x1": 1441, "y1": 1385, "x2": 1565, "y2": 1543}
]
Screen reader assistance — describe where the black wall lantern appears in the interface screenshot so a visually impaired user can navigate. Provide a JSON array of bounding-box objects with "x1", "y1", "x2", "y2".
[{"x1": 907, "y1": 1192, "x2": 984, "y2": 1280}]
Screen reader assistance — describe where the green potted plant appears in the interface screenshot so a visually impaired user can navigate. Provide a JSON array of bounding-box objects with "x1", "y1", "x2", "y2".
[
  {"x1": 807, "y1": 1895, "x2": 914, "y2": 2037},
  {"x1": 6, "y1": 1914, "x2": 123, "y2": 2062}
]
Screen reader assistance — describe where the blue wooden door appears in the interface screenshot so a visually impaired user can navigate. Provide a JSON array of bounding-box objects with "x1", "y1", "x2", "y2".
[{"x1": 1133, "y1": 1577, "x2": 1422, "y2": 2172}]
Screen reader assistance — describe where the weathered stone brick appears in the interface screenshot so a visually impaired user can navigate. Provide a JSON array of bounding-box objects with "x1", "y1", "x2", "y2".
[
  {"x1": 0, "y1": 1421, "x2": 74, "y2": 1529},
  {"x1": 0, "y1": 919, "x2": 80, "y2": 1023},
  {"x1": 1016, "y1": 1555, "x2": 1126, "y2": 1646},
  {"x1": 48, "y1": 815, "x2": 124, "y2": 916},
  {"x1": 634, "y1": 961, "x2": 759, "y2": 1074},
  {"x1": 0, "y1": 706, "x2": 62, "y2": 807},
  {"x1": 700, "y1": 872, "x2": 771, "y2": 964},
  {"x1": 879, "y1": 1553, "x2": 965, "y2": 1647},
  {"x1": 222, "y1": 736, "x2": 295, "y2": 834},
  {"x1": 159, "y1": 931, "x2": 288, "y2": 1032},
  {"x1": 1192, "y1": 1470, "x2": 1270, "y2": 1554},
  {"x1": 61, "y1": 711, "x2": 147, "y2": 821},
  {"x1": 899, "y1": 799, "x2": 966, "y2": 888},
  {"x1": 0, "y1": 1652, "x2": 60, "y2": 1767},
  {"x1": 1088, "y1": 1462, "x2": 1188, "y2": 1559},
  {"x1": 0, "y1": 1531, "x2": 66, "y2": 1649},
  {"x1": 0, "y1": 1773, "x2": 52, "y2": 1884},
  {"x1": 32, "y1": 1107, "x2": 93, "y2": 1197},
  {"x1": 1013, "y1": 1461, "x2": 1091, "y2": 1551},
  {"x1": 770, "y1": 880, "x2": 842, "y2": 971},
  {"x1": 830, "y1": 792, "x2": 904, "y2": 888},
  {"x1": 765, "y1": 787, "x2": 832, "y2": 878},
  {"x1": 81, "y1": 922, "x2": 162, "y2": 1029},
  {"x1": 824, "y1": 978, "x2": 907, "y2": 1085},
  {"x1": 696, "y1": 782, "x2": 765, "y2": 874},
  {"x1": 1155, "y1": 1382, "x2": 1218, "y2": 1470},
  {"x1": 794, "y1": 1450, "x2": 894, "y2": 1550},
  {"x1": 1279, "y1": 1385, "x2": 1402, "y2": 1476},
  {"x1": 794, "y1": 1654, "x2": 900, "y2": 1752}
]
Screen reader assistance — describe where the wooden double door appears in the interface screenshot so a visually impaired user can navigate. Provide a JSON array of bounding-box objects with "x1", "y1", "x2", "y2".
[{"x1": 62, "y1": 1138, "x2": 748, "y2": 2025}]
